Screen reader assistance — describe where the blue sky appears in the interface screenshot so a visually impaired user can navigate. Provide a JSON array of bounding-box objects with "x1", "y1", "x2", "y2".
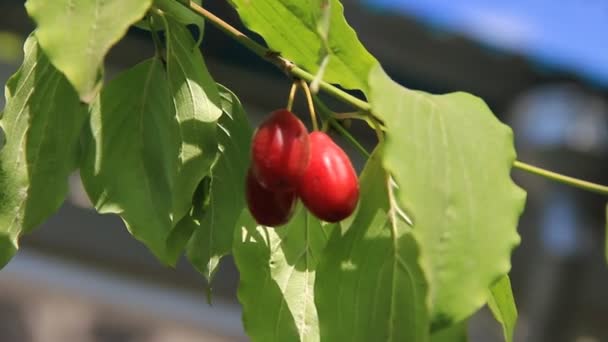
[{"x1": 363, "y1": 0, "x2": 608, "y2": 87}]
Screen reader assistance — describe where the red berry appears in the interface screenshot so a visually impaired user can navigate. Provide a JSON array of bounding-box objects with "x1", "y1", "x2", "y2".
[
  {"x1": 298, "y1": 132, "x2": 359, "y2": 222},
  {"x1": 246, "y1": 168, "x2": 297, "y2": 227},
  {"x1": 251, "y1": 109, "x2": 310, "y2": 191}
]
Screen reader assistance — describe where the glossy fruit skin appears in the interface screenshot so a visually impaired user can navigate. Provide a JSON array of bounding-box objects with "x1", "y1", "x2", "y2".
[
  {"x1": 251, "y1": 109, "x2": 310, "y2": 191},
  {"x1": 246, "y1": 168, "x2": 297, "y2": 227},
  {"x1": 298, "y1": 132, "x2": 359, "y2": 222}
]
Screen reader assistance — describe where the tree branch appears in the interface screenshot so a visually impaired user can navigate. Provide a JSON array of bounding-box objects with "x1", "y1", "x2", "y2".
[
  {"x1": 179, "y1": 0, "x2": 608, "y2": 197},
  {"x1": 181, "y1": 1, "x2": 370, "y2": 112},
  {"x1": 513, "y1": 161, "x2": 608, "y2": 196}
]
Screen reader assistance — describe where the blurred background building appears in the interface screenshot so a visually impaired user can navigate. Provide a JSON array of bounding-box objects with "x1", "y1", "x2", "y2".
[{"x1": 1, "y1": 0, "x2": 607, "y2": 341}]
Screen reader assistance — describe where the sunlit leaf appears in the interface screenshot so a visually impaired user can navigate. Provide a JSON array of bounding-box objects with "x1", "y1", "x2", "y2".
[
  {"x1": 187, "y1": 84, "x2": 252, "y2": 281},
  {"x1": 315, "y1": 149, "x2": 429, "y2": 341},
  {"x1": 161, "y1": 14, "x2": 222, "y2": 262},
  {"x1": 234, "y1": 207, "x2": 331, "y2": 342},
  {"x1": 25, "y1": 0, "x2": 152, "y2": 101},
  {"x1": 227, "y1": 0, "x2": 378, "y2": 95},
  {"x1": 369, "y1": 65, "x2": 526, "y2": 329}
]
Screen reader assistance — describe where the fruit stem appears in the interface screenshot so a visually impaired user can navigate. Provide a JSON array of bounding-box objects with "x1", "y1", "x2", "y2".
[
  {"x1": 513, "y1": 161, "x2": 608, "y2": 196},
  {"x1": 179, "y1": 0, "x2": 608, "y2": 196},
  {"x1": 286, "y1": 82, "x2": 299, "y2": 112},
  {"x1": 300, "y1": 80, "x2": 319, "y2": 131}
]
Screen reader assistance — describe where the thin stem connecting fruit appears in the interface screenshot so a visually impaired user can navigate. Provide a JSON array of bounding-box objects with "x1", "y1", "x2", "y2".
[
  {"x1": 179, "y1": 0, "x2": 608, "y2": 197},
  {"x1": 286, "y1": 82, "x2": 299, "y2": 112},
  {"x1": 300, "y1": 80, "x2": 319, "y2": 131}
]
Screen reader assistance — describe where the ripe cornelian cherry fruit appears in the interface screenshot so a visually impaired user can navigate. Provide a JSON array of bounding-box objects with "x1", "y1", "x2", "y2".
[
  {"x1": 298, "y1": 132, "x2": 359, "y2": 222},
  {"x1": 251, "y1": 109, "x2": 310, "y2": 191},
  {"x1": 246, "y1": 168, "x2": 297, "y2": 227}
]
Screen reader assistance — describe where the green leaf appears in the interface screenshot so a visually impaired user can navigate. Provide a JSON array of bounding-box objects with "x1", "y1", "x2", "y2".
[
  {"x1": 0, "y1": 35, "x2": 87, "y2": 267},
  {"x1": 368, "y1": 65, "x2": 527, "y2": 330},
  {"x1": 80, "y1": 57, "x2": 180, "y2": 264},
  {"x1": 227, "y1": 0, "x2": 378, "y2": 95},
  {"x1": 187, "y1": 84, "x2": 252, "y2": 281},
  {"x1": 161, "y1": 14, "x2": 221, "y2": 261},
  {"x1": 488, "y1": 275, "x2": 517, "y2": 342},
  {"x1": 309, "y1": 0, "x2": 331, "y2": 93},
  {"x1": 137, "y1": 0, "x2": 204, "y2": 37},
  {"x1": 25, "y1": 0, "x2": 152, "y2": 102},
  {"x1": 430, "y1": 321, "x2": 468, "y2": 342},
  {"x1": 157, "y1": 0, "x2": 203, "y2": 32},
  {"x1": 234, "y1": 207, "x2": 332, "y2": 342},
  {"x1": 315, "y1": 149, "x2": 429, "y2": 342}
]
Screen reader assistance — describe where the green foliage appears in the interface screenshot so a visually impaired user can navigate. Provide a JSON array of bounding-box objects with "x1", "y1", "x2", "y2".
[
  {"x1": 488, "y1": 275, "x2": 517, "y2": 342},
  {"x1": 0, "y1": 35, "x2": 87, "y2": 267},
  {"x1": 187, "y1": 84, "x2": 252, "y2": 281},
  {"x1": 137, "y1": 0, "x2": 204, "y2": 36},
  {"x1": 162, "y1": 14, "x2": 222, "y2": 260},
  {"x1": 5, "y1": 0, "x2": 586, "y2": 341},
  {"x1": 315, "y1": 149, "x2": 429, "y2": 341},
  {"x1": 233, "y1": 207, "x2": 331, "y2": 342},
  {"x1": 25, "y1": 0, "x2": 152, "y2": 101},
  {"x1": 80, "y1": 57, "x2": 180, "y2": 264},
  {"x1": 369, "y1": 65, "x2": 527, "y2": 329},
  {"x1": 227, "y1": 0, "x2": 377, "y2": 95},
  {"x1": 164, "y1": 13, "x2": 220, "y2": 219},
  {"x1": 430, "y1": 321, "x2": 468, "y2": 342},
  {"x1": 155, "y1": 0, "x2": 203, "y2": 30}
]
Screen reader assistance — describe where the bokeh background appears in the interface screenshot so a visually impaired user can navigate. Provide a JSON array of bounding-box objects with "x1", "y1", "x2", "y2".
[{"x1": 1, "y1": 1, "x2": 607, "y2": 341}]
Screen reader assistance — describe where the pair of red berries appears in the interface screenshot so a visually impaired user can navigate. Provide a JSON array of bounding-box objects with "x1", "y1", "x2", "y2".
[{"x1": 246, "y1": 109, "x2": 359, "y2": 226}]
